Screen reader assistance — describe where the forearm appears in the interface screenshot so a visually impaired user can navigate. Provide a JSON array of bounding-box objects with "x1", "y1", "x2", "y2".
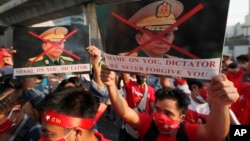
[
  {"x1": 92, "y1": 62, "x2": 104, "y2": 87},
  {"x1": 204, "y1": 104, "x2": 230, "y2": 141},
  {"x1": 107, "y1": 84, "x2": 128, "y2": 117}
]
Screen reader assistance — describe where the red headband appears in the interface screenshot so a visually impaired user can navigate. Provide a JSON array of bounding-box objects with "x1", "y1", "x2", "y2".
[{"x1": 42, "y1": 103, "x2": 107, "y2": 129}]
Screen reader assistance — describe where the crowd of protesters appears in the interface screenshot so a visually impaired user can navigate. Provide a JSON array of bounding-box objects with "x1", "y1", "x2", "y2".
[
  {"x1": 1, "y1": 42, "x2": 248, "y2": 141},
  {"x1": 0, "y1": 1, "x2": 248, "y2": 139}
]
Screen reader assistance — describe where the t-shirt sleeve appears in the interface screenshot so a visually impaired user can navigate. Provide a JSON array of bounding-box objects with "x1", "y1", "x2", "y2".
[{"x1": 185, "y1": 123, "x2": 200, "y2": 141}]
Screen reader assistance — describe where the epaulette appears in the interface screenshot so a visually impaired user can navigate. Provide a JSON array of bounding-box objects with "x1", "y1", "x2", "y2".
[
  {"x1": 28, "y1": 56, "x2": 44, "y2": 62},
  {"x1": 60, "y1": 56, "x2": 74, "y2": 62}
]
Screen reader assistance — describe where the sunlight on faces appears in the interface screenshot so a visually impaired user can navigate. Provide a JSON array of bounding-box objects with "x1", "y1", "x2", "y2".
[
  {"x1": 154, "y1": 98, "x2": 182, "y2": 120},
  {"x1": 41, "y1": 122, "x2": 75, "y2": 141},
  {"x1": 0, "y1": 113, "x2": 7, "y2": 123},
  {"x1": 135, "y1": 31, "x2": 175, "y2": 57},
  {"x1": 42, "y1": 41, "x2": 65, "y2": 60}
]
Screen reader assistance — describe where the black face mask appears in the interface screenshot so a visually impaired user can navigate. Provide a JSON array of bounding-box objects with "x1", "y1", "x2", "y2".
[{"x1": 136, "y1": 75, "x2": 146, "y2": 85}]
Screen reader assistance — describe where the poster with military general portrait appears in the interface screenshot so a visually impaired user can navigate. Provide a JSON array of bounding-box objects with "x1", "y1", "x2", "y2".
[
  {"x1": 13, "y1": 25, "x2": 90, "y2": 76},
  {"x1": 96, "y1": 0, "x2": 230, "y2": 80}
]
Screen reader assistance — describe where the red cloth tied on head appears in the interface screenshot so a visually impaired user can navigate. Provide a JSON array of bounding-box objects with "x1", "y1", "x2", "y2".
[{"x1": 41, "y1": 103, "x2": 107, "y2": 129}]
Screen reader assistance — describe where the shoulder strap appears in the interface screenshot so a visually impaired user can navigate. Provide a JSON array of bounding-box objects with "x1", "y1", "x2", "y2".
[
  {"x1": 13, "y1": 116, "x2": 37, "y2": 141},
  {"x1": 137, "y1": 84, "x2": 148, "y2": 113},
  {"x1": 144, "y1": 120, "x2": 159, "y2": 141},
  {"x1": 176, "y1": 122, "x2": 189, "y2": 141}
]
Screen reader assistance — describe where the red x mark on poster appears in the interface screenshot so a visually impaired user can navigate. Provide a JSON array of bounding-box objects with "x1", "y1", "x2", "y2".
[
  {"x1": 112, "y1": 3, "x2": 204, "y2": 59},
  {"x1": 28, "y1": 29, "x2": 81, "y2": 65}
]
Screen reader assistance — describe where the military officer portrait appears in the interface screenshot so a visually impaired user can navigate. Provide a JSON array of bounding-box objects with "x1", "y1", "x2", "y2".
[
  {"x1": 26, "y1": 27, "x2": 74, "y2": 67},
  {"x1": 97, "y1": 0, "x2": 230, "y2": 60},
  {"x1": 119, "y1": 0, "x2": 184, "y2": 58}
]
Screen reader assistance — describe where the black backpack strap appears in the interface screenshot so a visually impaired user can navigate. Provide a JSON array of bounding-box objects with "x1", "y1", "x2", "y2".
[
  {"x1": 144, "y1": 120, "x2": 159, "y2": 141},
  {"x1": 176, "y1": 122, "x2": 189, "y2": 141},
  {"x1": 13, "y1": 116, "x2": 37, "y2": 141},
  {"x1": 144, "y1": 121, "x2": 188, "y2": 141}
]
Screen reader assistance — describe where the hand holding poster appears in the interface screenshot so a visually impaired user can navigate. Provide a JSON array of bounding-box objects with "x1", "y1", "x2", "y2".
[{"x1": 96, "y1": 0, "x2": 230, "y2": 80}]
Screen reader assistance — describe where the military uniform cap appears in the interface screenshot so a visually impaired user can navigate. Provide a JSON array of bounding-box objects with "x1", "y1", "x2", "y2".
[
  {"x1": 40, "y1": 27, "x2": 68, "y2": 42},
  {"x1": 129, "y1": 0, "x2": 184, "y2": 31}
]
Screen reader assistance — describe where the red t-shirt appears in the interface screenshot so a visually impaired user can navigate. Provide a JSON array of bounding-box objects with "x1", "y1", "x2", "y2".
[
  {"x1": 137, "y1": 113, "x2": 200, "y2": 141},
  {"x1": 225, "y1": 69, "x2": 244, "y2": 92},
  {"x1": 124, "y1": 79, "x2": 155, "y2": 113},
  {"x1": 185, "y1": 96, "x2": 210, "y2": 123},
  {"x1": 232, "y1": 82, "x2": 250, "y2": 124},
  {"x1": 94, "y1": 132, "x2": 111, "y2": 141}
]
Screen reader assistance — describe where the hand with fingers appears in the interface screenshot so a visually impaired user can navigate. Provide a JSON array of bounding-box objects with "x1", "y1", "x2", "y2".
[
  {"x1": 100, "y1": 64, "x2": 117, "y2": 87},
  {"x1": 207, "y1": 74, "x2": 239, "y2": 106},
  {"x1": 87, "y1": 45, "x2": 102, "y2": 66}
]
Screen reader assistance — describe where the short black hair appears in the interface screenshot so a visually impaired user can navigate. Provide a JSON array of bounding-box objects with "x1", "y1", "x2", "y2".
[
  {"x1": 228, "y1": 62, "x2": 238, "y2": 69},
  {"x1": 236, "y1": 54, "x2": 249, "y2": 62},
  {"x1": 186, "y1": 78, "x2": 204, "y2": 90},
  {"x1": 0, "y1": 79, "x2": 24, "y2": 115},
  {"x1": 38, "y1": 87, "x2": 98, "y2": 118},
  {"x1": 54, "y1": 77, "x2": 90, "y2": 92},
  {"x1": 155, "y1": 87, "x2": 190, "y2": 114}
]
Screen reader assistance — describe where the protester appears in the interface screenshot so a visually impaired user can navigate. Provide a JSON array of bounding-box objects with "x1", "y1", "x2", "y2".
[
  {"x1": 119, "y1": 72, "x2": 155, "y2": 141},
  {"x1": 37, "y1": 87, "x2": 110, "y2": 141},
  {"x1": 0, "y1": 78, "x2": 42, "y2": 141},
  {"x1": 100, "y1": 64, "x2": 239, "y2": 141},
  {"x1": 185, "y1": 79, "x2": 210, "y2": 124},
  {"x1": 232, "y1": 82, "x2": 250, "y2": 124},
  {"x1": 225, "y1": 62, "x2": 244, "y2": 92}
]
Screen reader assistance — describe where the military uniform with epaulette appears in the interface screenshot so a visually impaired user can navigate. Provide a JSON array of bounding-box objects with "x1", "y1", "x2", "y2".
[
  {"x1": 26, "y1": 55, "x2": 74, "y2": 67},
  {"x1": 26, "y1": 26, "x2": 75, "y2": 67}
]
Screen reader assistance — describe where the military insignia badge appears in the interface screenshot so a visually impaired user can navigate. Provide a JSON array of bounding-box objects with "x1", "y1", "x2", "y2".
[
  {"x1": 54, "y1": 28, "x2": 63, "y2": 35},
  {"x1": 156, "y1": 2, "x2": 171, "y2": 17}
]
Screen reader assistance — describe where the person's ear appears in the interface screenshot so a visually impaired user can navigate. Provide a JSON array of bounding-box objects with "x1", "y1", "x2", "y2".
[
  {"x1": 74, "y1": 127, "x2": 83, "y2": 138},
  {"x1": 135, "y1": 33, "x2": 143, "y2": 45},
  {"x1": 42, "y1": 43, "x2": 47, "y2": 50}
]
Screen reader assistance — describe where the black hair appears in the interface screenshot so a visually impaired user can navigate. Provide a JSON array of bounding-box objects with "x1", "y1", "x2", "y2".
[
  {"x1": 155, "y1": 87, "x2": 190, "y2": 114},
  {"x1": 0, "y1": 79, "x2": 24, "y2": 115},
  {"x1": 236, "y1": 54, "x2": 249, "y2": 62},
  {"x1": 186, "y1": 78, "x2": 203, "y2": 90},
  {"x1": 54, "y1": 77, "x2": 90, "y2": 92},
  {"x1": 228, "y1": 62, "x2": 238, "y2": 69},
  {"x1": 38, "y1": 87, "x2": 98, "y2": 119}
]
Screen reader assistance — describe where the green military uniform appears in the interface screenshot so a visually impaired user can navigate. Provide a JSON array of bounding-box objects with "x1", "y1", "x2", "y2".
[{"x1": 26, "y1": 55, "x2": 74, "y2": 67}]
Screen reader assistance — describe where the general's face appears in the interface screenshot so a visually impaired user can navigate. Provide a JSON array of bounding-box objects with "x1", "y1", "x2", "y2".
[
  {"x1": 154, "y1": 98, "x2": 182, "y2": 120},
  {"x1": 42, "y1": 41, "x2": 65, "y2": 60},
  {"x1": 41, "y1": 122, "x2": 75, "y2": 141},
  {"x1": 135, "y1": 31, "x2": 175, "y2": 57}
]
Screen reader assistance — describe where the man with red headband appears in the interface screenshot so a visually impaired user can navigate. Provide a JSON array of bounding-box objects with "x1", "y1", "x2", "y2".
[{"x1": 37, "y1": 87, "x2": 110, "y2": 141}]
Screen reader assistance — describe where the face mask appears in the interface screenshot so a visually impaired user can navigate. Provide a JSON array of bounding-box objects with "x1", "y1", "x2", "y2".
[
  {"x1": 196, "y1": 89, "x2": 207, "y2": 103},
  {"x1": 238, "y1": 64, "x2": 247, "y2": 70},
  {"x1": 152, "y1": 112, "x2": 180, "y2": 134},
  {"x1": 39, "y1": 128, "x2": 73, "y2": 141},
  {"x1": 136, "y1": 75, "x2": 146, "y2": 85},
  {"x1": 0, "y1": 108, "x2": 18, "y2": 133}
]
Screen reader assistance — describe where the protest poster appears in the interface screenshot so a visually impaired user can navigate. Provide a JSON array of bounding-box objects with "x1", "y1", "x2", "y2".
[
  {"x1": 96, "y1": 0, "x2": 230, "y2": 80},
  {"x1": 13, "y1": 24, "x2": 90, "y2": 76}
]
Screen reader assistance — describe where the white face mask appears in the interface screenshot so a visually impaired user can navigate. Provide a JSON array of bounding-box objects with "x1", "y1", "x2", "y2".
[
  {"x1": 238, "y1": 64, "x2": 247, "y2": 70},
  {"x1": 195, "y1": 94, "x2": 206, "y2": 103},
  {"x1": 0, "y1": 108, "x2": 19, "y2": 133}
]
